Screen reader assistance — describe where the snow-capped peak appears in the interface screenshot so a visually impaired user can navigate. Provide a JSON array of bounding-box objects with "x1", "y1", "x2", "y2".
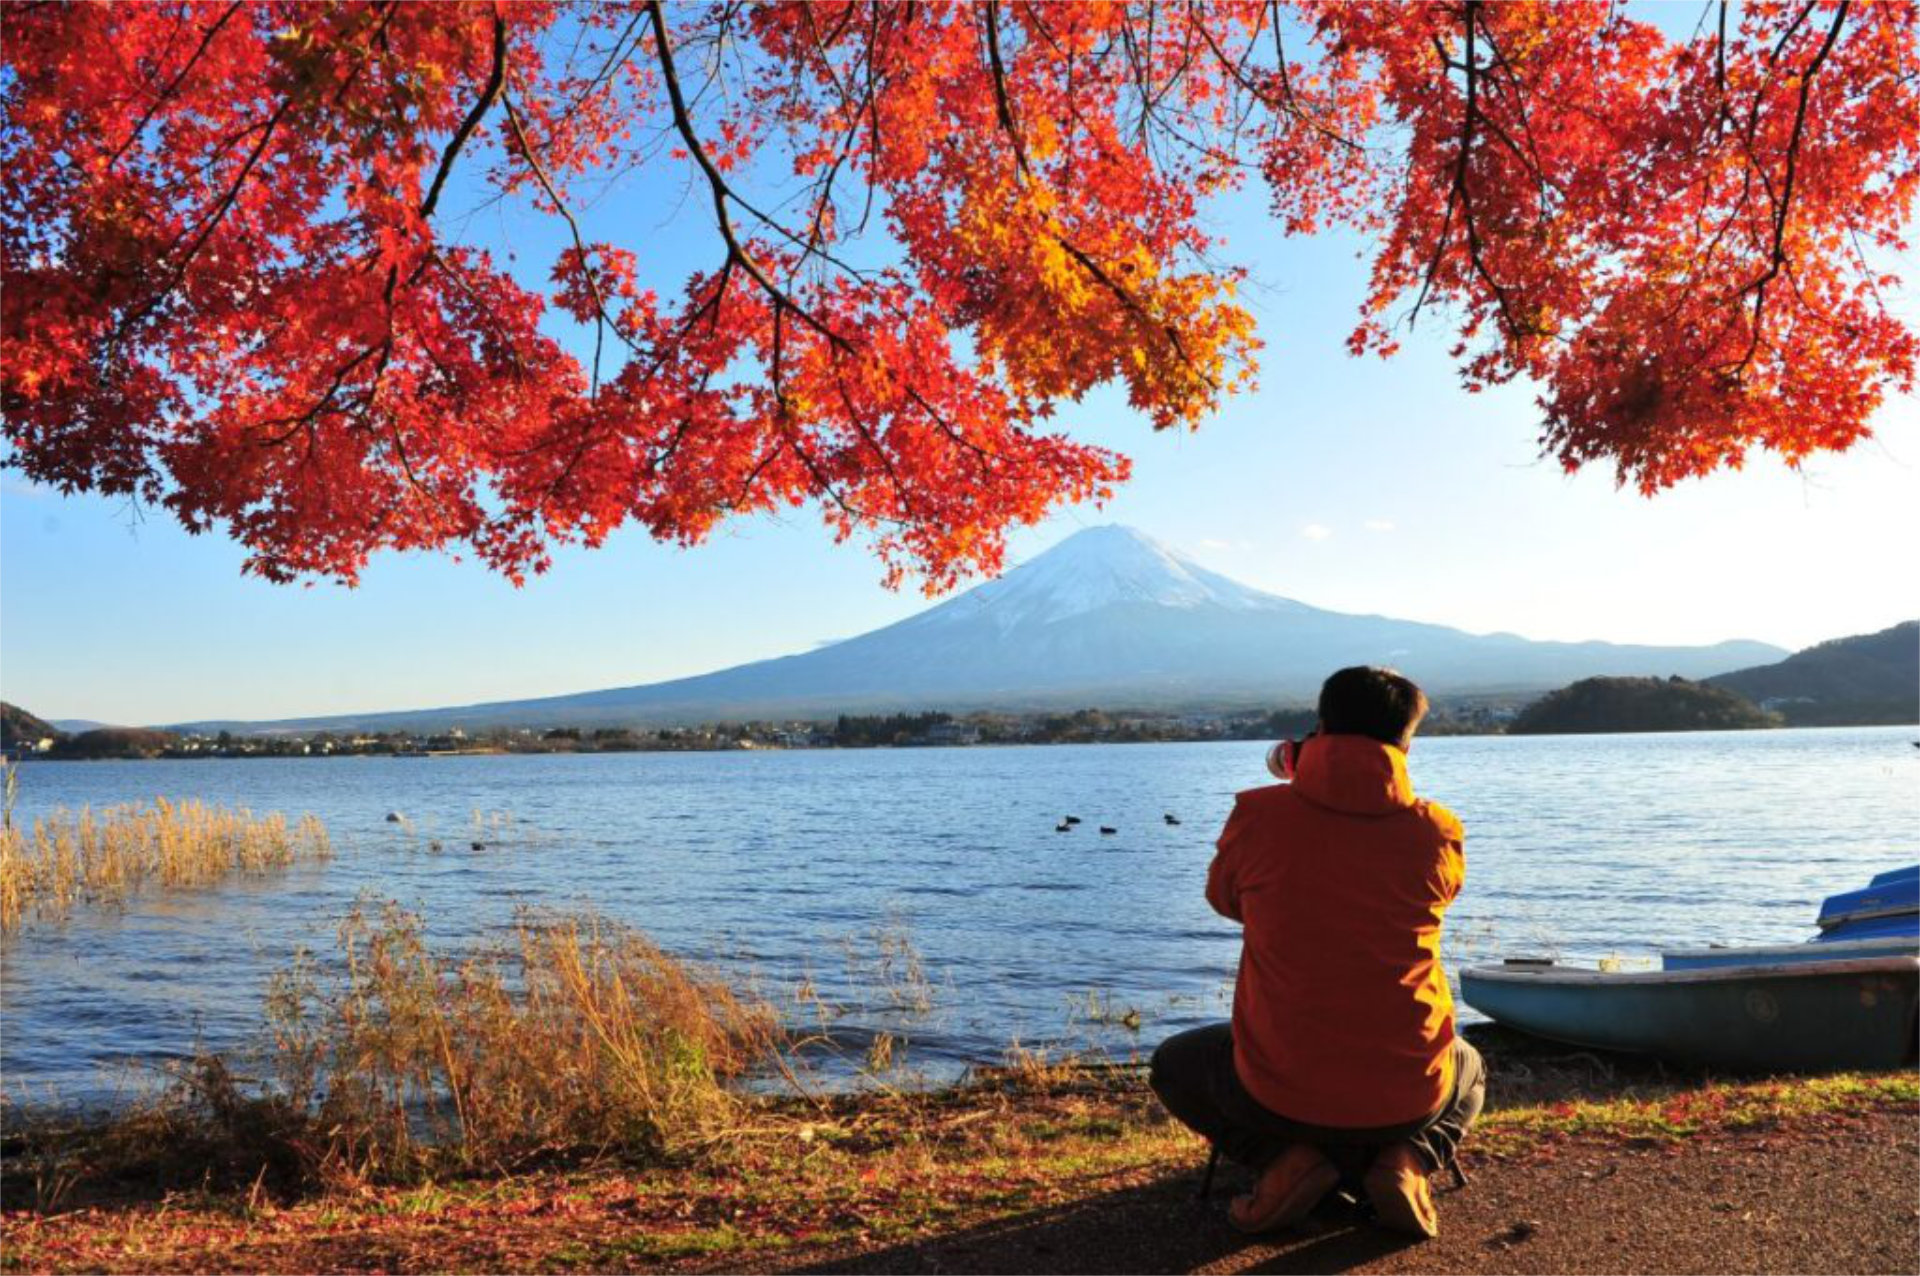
[{"x1": 916, "y1": 525, "x2": 1295, "y2": 631}]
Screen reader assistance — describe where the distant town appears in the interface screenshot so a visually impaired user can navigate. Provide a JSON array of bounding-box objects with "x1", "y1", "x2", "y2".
[{"x1": 3, "y1": 701, "x2": 1536, "y2": 762}]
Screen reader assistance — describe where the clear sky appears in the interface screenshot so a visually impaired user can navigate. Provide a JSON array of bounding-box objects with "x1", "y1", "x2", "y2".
[{"x1": 3, "y1": 14, "x2": 1917, "y2": 727}]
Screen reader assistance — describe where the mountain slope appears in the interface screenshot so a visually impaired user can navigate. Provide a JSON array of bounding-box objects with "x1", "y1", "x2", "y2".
[
  {"x1": 48, "y1": 719, "x2": 115, "y2": 734},
  {"x1": 173, "y1": 526, "x2": 1787, "y2": 734},
  {"x1": 1707, "y1": 622, "x2": 1918, "y2": 725},
  {"x1": 1, "y1": 702, "x2": 63, "y2": 748}
]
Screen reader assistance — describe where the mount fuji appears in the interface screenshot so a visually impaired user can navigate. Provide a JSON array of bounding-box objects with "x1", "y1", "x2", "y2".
[{"x1": 178, "y1": 525, "x2": 1786, "y2": 733}]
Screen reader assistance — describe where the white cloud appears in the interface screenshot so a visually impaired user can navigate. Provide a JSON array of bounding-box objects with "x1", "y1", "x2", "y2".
[
  {"x1": 1363, "y1": 519, "x2": 1396, "y2": 533},
  {"x1": 1198, "y1": 537, "x2": 1234, "y2": 551},
  {"x1": 1300, "y1": 523, "x2": 1333, "y2": 541}
]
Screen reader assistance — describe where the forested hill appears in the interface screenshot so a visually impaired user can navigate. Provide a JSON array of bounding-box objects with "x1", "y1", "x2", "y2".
[
  {"x1": 1707, "y1": 622, "x2": 1919, "y2": 726},
  {"x1": 1, "y1": 702, "x2": 62, "y2": 748},
  {"x1": 1508, "y1": 677, "x2": 1780, "y2": 735}
]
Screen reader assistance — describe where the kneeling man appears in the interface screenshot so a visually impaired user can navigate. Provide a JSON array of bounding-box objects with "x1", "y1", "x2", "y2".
[{"x1": 1151, "y1": 666, "x2": 1484, "y2": 1237}]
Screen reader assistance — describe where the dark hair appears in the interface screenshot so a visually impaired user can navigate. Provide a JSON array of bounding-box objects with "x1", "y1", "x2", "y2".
[{"x1": 1317, "y1": 666, "x2": 1429, "y2": 745}]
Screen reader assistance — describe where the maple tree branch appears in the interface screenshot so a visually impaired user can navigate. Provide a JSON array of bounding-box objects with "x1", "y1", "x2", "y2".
[
  {"x1": 982, "y1": 1, "x2": 1032, "y2": 178},
  {"x1": 251, "y1": 342, "x2": 385, "y2": 447},
  {"x1": 979, "y1": 2, "x2": 1218, "y2": 398},
  {"x1": 1766, "y1": 2, "x2": 1819, "y2": 72},
  {"x1": 1410, "y1": 48, "x2": 1470, "y2": 323},
  {"x1": 248, "y1": 7, "x2": 483, "y2": 505},
  {"x1": 556, "y1": 8, "x2": 650, "y2": 121},
  {"x1": 1715, "y1": 0, "x2": 1731, "y2": 116},
  {"x1": 103, "y1": 93, "x2": 295, "y2": 368},
  {"x1": 902, "y1": 380, "x2": 998, "y2": 463},
  {"x1": 1409, "y1": 2, "x2": 1539, "y2": 345},
  {"x1": 649, "y1": 0, "x2": 963, "y2": 518},
  {"x1": 643, "y1": 5, "x2": 927, "y2": 531},
  {"x1": 1113, "y1": 10, "x2": 1249, "y2": 171},
  {"x1": 418, "y1": 6, "x2": 506, "y2": 223},
  {"x1": 764, "y1": 309, "x2": 899, "y2": 527},
  {"x1": 501, "y1": 87, "x2": 624, "y2": 395},
  {"x1": 1732, "y1": 0, "x2": 1849, "y2": 375},
  {"x1": 793, "y1": 4, "x2": 890, "y2": 255},
  {"x1": 1193, "y1": 6, "x2": 1364, "y2": 156},
  {"x1": 830, "y1": 366, "x2": 917, "y2": 517},
  {"x1": 646, "y1": 0, "x2": 846, "y2": 352},
  {"x1": 101, "y1": 4, "x2": 405, "y2": 376},
  {"x1": 1471, "y1": 24, "x2": 1562, "y2": 203},
  {"x1": 103, "y1": 1, "x2": 244, "y2": 175}
]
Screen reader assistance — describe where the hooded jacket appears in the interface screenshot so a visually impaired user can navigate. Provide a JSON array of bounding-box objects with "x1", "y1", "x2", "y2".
[{"x1": 1206, "y1": 733, "x2": 1464, "y2": 1129}]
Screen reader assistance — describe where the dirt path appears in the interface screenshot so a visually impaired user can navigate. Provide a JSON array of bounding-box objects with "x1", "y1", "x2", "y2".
[
  {"x1": 779, "y1": 1110, "x2": 1918, "y2": 1275},
  {"x1": 6, "y1": 1066, "x2": 1915, "y2": 1274}
]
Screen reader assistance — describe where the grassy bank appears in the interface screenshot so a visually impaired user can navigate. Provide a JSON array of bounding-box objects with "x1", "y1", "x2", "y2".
[{"x1": 4, "y1": 1060, "x2": 1914, "y2": 1274}]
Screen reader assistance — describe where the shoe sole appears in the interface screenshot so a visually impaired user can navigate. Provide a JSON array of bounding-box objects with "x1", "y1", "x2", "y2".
[
  {"x1": 1363, "y1": 1170, "x2": 1438, "y2": 1238},
  {"x1": 1230, "y1": 1162, "x2": 1340, "y2": 1234}
]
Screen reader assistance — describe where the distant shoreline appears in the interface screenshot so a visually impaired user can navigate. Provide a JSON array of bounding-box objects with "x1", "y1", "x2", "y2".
[{"x1": 9, "y1": 717, "x2": 1914, "y2": 764}]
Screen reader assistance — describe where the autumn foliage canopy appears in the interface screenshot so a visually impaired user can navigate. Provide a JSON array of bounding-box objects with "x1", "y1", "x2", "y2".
[{"x1": 4, "y1": 1, "x2": 1915, "y2": 587}]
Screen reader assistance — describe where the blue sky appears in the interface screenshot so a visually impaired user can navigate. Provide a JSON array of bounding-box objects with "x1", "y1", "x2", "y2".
[{"x1": 3, "y1": 12, "x2": 1917, "y2": 726}]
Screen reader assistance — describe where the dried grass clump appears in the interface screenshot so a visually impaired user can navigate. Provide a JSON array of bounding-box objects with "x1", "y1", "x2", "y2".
[
  {"x1": 3, "y1": 902, "x2": 785, "y2": 1204},
  {"x1": 266, "y1": 901, "x2": 782, "y2": 1179},
  {"x1": 0, "y1": 799, "x2": 330, "y2": 933}
]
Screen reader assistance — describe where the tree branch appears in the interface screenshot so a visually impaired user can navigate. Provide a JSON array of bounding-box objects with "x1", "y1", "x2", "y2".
[
  {"x1": 418, "y1": 5, "x2": 506, "y2": 223},
  {"x1": 1733, "y1": 0, "x2": 1849, "y2": 375},
  {"x1": 103, "y1": 1, "x2": 245, "y2": 175}
]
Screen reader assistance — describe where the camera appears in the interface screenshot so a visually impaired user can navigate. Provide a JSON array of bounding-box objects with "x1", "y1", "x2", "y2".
[{"x1": 1266, "y1": 731, "x2": 1316, "y2": 780}]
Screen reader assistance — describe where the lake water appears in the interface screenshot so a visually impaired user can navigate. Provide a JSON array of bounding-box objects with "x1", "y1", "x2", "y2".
[{"x1": 3, "y1": 727, "x2": 1914, "y2": 1103}]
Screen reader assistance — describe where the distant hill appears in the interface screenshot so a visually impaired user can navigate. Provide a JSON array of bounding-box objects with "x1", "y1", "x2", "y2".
[
  {"x1": 51, "y1": 727, "x2": 179, "y2": 760},
  {"x1": 1, "y1": 702, "x2": 63, "y2": 749},
  {"x1": 169, "y1": 526, "x2": 1787, "y2": 735},
  {"x1": 1509, "y1": 676, "x2": 1781, "y2": 735},
  {"x1": 1707, "y1": 622, "x2": 1918, "y2": 726}
]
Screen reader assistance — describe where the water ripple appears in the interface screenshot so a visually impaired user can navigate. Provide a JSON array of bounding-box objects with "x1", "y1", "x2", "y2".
[{"x1": 2, "y1": 727, "x2": 1913, "y2": 1102}]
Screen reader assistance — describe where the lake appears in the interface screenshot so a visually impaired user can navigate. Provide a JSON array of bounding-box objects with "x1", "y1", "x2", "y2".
[{"x1": 3, "y1": 727, "x2": 1914, "y2": 1103}]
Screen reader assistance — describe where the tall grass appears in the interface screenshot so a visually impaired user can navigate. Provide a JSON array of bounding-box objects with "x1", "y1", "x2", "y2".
[
  {"x1": 3, "y1": 900, "x2": 786, "y2": 1204},
  {"x1": 0, "y1": 798, "x2": 330, "y2": 934},
  {"x1": 264, "y1": 900, "x2": 781, "y2": 1179}
]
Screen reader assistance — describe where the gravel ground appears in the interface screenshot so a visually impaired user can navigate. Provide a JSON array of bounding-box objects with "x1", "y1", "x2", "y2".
[{"x1": 785, "y1": 1109, "x2": 1919, "y2": 1275}]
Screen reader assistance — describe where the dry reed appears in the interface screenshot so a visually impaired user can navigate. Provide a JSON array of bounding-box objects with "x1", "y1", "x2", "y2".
[
  {"x1": 0, "y1": 798, "x2": 330, "y2": 934},
  {"x1": 840, "y1": 915, "x2": 935, "y2": 1016},
  {"x1": 263, "y1": 900, "x2": 782, "y2": 1180}
]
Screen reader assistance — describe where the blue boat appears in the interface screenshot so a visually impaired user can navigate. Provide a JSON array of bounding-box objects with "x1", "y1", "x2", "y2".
[
  {"x1": 1461, "y1": 866, "x2": 1919, "y2": 1072},
  {"x1": 1662, "y1": 864, "x2": 1919, "y2": 970},
  {"x1": 1460, "y1": 956, "x2": 1917, "y2": 1071},
  {"x1": 1659, "y1": 935, "x2": 1912, "y2": 972},
  {"x1": 1813, "y1": 865, "x2": 1919, "y2": 942}
]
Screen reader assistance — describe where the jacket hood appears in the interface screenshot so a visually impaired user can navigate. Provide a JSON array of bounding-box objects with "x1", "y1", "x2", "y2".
[{"x1": 1290, "y1": 734, "x2": 1416, "y2": 816}]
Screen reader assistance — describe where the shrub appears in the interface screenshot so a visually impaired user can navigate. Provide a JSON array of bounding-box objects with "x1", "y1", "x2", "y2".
[{"x1": 264, "y1": 901, "x2": 781, "y2": 1179}]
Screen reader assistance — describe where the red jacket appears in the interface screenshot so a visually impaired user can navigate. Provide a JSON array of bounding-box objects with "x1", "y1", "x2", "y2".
[{"x1": 1207, "y1": 734, "x2": 1464, "y2": 1128}]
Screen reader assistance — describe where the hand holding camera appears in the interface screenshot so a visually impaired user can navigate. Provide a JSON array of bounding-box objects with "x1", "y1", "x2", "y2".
[{"x1": 1267, "y1": 731, "x2": 1316, "y2": 781}]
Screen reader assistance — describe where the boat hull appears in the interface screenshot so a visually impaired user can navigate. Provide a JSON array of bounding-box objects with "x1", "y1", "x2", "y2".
[{"x1": 1461, "y1": 957, "x2": 1918, "y2": 1072}]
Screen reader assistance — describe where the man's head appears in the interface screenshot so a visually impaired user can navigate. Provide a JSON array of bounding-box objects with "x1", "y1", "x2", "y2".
[{"x1": 1317, "y1": 666, "x2": 1429, "y2": 751}]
